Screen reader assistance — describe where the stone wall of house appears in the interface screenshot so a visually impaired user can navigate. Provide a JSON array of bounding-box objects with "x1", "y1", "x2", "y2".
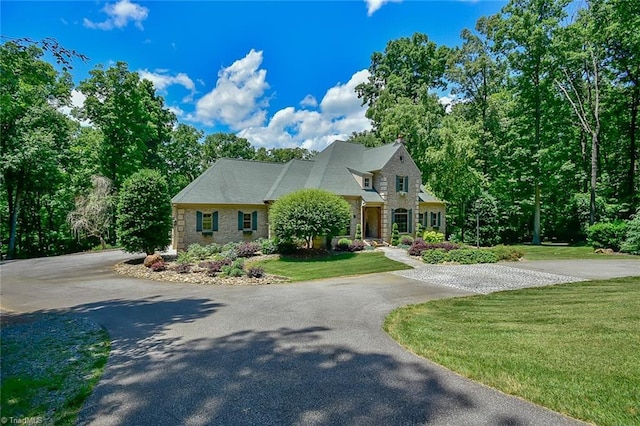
[
  {"x1": 419, "y1": 203, "x2": 447, "y2": 235},
  {"x1": 173, "y1": 205, "x2": 269, "y2": 251},
  {"x1": 378, "y1": 144, "x2": 422, "y2": 242}
]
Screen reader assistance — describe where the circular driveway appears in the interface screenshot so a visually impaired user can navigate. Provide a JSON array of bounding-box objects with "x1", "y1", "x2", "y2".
[{"x1": 3, "y1": 251, "x2": 636, "y2": 425}]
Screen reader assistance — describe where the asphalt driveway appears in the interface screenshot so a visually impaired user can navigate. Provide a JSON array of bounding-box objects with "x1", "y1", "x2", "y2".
[{"x1": 2, "y1": 251, "x2": 636, "y2": 425}]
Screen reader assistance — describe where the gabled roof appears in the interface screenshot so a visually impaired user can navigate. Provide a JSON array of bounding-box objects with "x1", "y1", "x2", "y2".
[
  {"x1": 172, "y1": 140, "x2": 441, "y2": 205},
  {"x1": 171, "y1": 158, "x2": 284, "y2": 204}
]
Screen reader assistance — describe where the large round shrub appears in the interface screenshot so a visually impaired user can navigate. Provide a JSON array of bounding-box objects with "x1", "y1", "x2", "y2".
[
  {"x1": 116, "y1": 169, "x2": 172, "y2": 255},
  {"x1": 621, "y1": 211, "x2": 640, "y2": 255},
  {"x1": 269, "y1": 189, "x2": 351, "y2": 248}
]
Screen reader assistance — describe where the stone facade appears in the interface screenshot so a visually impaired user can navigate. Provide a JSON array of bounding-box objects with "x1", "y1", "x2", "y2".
[
  {"x1": 172, "y1": 204, "x2": 269, "y2": 251},
  {"x1": 377, "y1": 144, "x2": 422, "y2": 241}
]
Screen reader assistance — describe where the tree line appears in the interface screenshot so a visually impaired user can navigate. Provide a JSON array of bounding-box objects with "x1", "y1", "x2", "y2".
[
  {"x1": 1, "y1": 0, "x2": 638, "y2": 258},
  {"x1": 0, "y1": 41, "x2": 314, "y2": 258},
  {"x1": 352, "y1": 0, "x2": 639, "y2": 245}
]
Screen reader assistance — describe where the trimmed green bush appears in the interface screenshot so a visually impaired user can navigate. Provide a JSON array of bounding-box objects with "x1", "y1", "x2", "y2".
[
  {"x1": 587, "y1": 221, "x2": 628, "y2": 252},
  {"x1": 187, "y1": 243, "x2": 209, "y2": 260},
  {"x1": 116, "y1": 169, "x2": 172, "y2": 255},
  {"x1": 447, "y1": 248, "x2": 498, "y2": 264},
  {"x1": 355, "y1": 223, "x2": 362, "y2": 240},
  {"x1": 422, "y1": 248, "x2": 448, "y2": 264},
  {"x1": 391, "y1": 223, "x2": 400, "y2": 246},
  {"x1": 400, "y1": 235, "x2": 414, "y2": 246},
  {"x1": 415, "y1": 223, "x2": 423, "y2": 239},
  {"x1": 337, "y1": 238, "x2": 352, "y2": 251},
  {"x1": 490, "y1": 245, "x2": 524, "y2": 261},
  {"x1": 423, "y1": 231, "x2": 445, "y2": 243},
  {"x1": 257, "y1": 238, "x2": 279, "y2": 255}
]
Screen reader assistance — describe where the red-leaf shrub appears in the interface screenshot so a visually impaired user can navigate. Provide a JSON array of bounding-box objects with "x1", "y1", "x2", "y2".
[{"x1": 408, "y1": 239, "x2": 459, "y2": 256}]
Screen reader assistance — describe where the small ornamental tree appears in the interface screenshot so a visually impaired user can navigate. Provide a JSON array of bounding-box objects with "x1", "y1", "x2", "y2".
[
  {"x1": 116, "y1": 169, "x2": 172, "y2": 254},
  {"x1": 355, "y1": 223, "x2": 362, "y2": 240},
  {"x1": 391, "y1": 223, "x2": 400, "y2": 246},
  {"x1": 269, "y1": 188, "x2": 351, "y2": 248}
]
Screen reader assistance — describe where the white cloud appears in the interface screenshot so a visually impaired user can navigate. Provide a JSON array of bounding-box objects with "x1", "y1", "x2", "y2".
[
  {"x1": 138, "y1": 69, "x2": 195, "y2": 95},
  {"x1": 365, "y1": 0, "x2": 402, "y2": 16},
  {"x1": 237, "y1": 69, "x2": 373, "y2": 152},
  {"x1": 300, "y1": 94, "x2": 318, "y2": 108},
  {"x1": 192, "y1": 49, "x2": 270, "y2": 130},
  {"x1": 59, "y1": 89, "x2": 92, "y2": 126},
  {"x1": 84, "y1": 0, "x2": 149, "y2": 31},
  {"x1": 438, "y1": 94, "x2": 456, "y2": 113}
]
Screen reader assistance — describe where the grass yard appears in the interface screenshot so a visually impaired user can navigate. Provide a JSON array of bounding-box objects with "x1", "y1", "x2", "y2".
[
  {"x1": 252, "y1": 251, "x2": 411, "y2": 281},
  {"x1": 1, "y1": 314, "x2": 110, "y2": 425},
  {"x1": 384, "y1": 277, "x2": 640, "y2": 426},
  {"x1": 515, "y1": 243, "x2": 638, "y2": 261}
]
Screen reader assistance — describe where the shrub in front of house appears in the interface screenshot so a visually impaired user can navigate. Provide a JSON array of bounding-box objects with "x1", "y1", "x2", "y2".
[
  {"x1": 447, "y1": 248, "x2": 498, "y2": 264},
  {"x1": 391, "y1": 223, "x2": 400, "y2": 246},
  {"x1": 348, "y1": 239, "x2": 365, "y2": 252},
  {"x1": 220, "y1": 259, "x2": 245, "y2": 277},
  {"x1": 355, "y1": 223, "x2": 362, "y2": 240},
  {"x1": 257, "y1": 238, "x2": 279, "y2": 255},
  {"x1": 174, "y1": 263, "x2": 191, "y2": 274},
  {"x1": 247, "y1": 266, "x2": 265, "y2": 278},
  {"x1": 203, "y1": 258, "x2": 233, "y2": 276},
  {"x1": 205, "y1": 243, "x2": 223, "y2": 256},
  {"x1": 587, "y1": 221, "x2": 628, "y2": 252},
  {"x1": 422, "y1": 249, "x2": 448, "y2": 264},
  {"x1": 176, "y1": 251, "x2": 194, "y2": 264},
  {"x1": 150, "y1": 261, "x2": 166, "y2": 272},
  {"x1": 236, "y1": 241, "x2": 260, "y2": 257},
  {"x1": 422, "y1": 231, "x2": 445, "y2": 243},
  {"x1": 187, "y1": 243, "x2": 210, "y2": 260},
  {"x1": 490, "y1": 245, "x2": 524, "y2": 261},
  {"x1": 336, "y1": 238, "x2": 352, "y2": 251},
  {"x1": 400, "y1": 235, "x2": 414, "y2": 246},
  {"x1": 408, "y1": 239, "x2": 459, "y2": 256}
]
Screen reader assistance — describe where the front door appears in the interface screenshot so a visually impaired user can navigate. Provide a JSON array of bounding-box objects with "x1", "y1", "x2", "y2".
[{"x1": 364, "y1": 207, "x2": 381, "y2": 239}]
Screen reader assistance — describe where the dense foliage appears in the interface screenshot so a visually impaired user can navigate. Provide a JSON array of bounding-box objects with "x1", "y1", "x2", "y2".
[
  {"x1": 2, "y1": 0, "x2": 639, "y2": 258},
  {"x1": 269, "y1": 189, "x2": 351, "y2": 248},
  {"x1": 116, "y1": 169, "x2": 172, "y2": 255}
]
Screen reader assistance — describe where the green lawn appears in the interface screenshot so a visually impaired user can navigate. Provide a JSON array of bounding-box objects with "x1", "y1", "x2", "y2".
[
  {"x1": 252, "y1": 251, "x2": 411, "y2": 281},
  {"x1": 515, "y1": 243, "x2": 638, "y2": 261},
  {"x1": 1, "y1": 315, "x2": 110, "y2": 425},
  {"x1": 384, "y1": 277, "x2": 640, "y2": 426}
]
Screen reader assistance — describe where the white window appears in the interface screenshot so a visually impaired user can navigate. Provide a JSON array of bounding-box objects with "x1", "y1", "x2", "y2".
[
  {"x1": 364, "y1": 177, "x2": 371, "y2": 188},
  {"x1": 243, "y1": 213, "x2": 252, "y2": 230}
]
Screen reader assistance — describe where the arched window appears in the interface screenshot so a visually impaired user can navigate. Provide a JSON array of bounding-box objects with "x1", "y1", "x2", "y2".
[{"x1": 394, "y1": 208, "x2": 408, "y2": 233}]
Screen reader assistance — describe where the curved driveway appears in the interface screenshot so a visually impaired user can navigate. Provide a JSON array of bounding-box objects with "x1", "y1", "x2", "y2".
[{"x1": 2, "y1": 251, "x2": 638, "y2": 425}]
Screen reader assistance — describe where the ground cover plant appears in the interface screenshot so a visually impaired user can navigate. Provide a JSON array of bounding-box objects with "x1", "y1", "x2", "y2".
[
  {"x1": 253, "y1": 251, "x2": 410, "y2": 281},
  {"x1": 1, "y1": 314, "x2": 110, "y2": 425},
  {"x1": 384, "y1": 277, "x2": 640, "y2": 426}
]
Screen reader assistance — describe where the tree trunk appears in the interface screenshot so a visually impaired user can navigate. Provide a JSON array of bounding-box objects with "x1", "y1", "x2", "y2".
[
  {"x1": 532, "y1": 183, "x2": 541, "y2": 245},
  {"x1": 590, "y1": 132, "x2": 598, "y2": 225},
  {"x1": 6, "y1": 184, "x2": 23, "y2": 260},
  {"x1": 629, "y1": 86, "x2": 638, "y2": 206}
]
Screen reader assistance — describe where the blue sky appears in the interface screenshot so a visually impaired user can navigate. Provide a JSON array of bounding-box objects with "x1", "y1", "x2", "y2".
[{"x1": 2, "y1": 0, "x2": 506, "y2": 151}]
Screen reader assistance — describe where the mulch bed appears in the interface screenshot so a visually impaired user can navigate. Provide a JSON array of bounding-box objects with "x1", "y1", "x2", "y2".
[{"x1": 113, "y1": 254, "x2": 290, "y2": 285}]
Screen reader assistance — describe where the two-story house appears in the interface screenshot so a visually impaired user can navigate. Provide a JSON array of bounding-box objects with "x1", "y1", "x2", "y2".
[{"x1": 170, "y1": 139, "x2": 445, "y2": 251}]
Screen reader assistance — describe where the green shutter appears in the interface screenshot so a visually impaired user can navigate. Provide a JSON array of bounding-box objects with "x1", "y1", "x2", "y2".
[
  {"x1": 408, "y1": 209, "x2": 413, "y2": 233},
  {"x1": 395, "y1": 176, "x2": 400, "y2": 192},
  {"x1": 391, "y1": 209, "x2": 396, "y2": 227},
  {"x1": 252, "y1": 211, "x2": 258, "y2": 231},
  {"x1": 196, "y1": 211, "x2": 202, "y2": 232},
  {"x1": 437, "y1": 212, "x2": 442, "y2": 227},
  {"x1": 404, "y1": 176, "x2": 409, "y2": 192},
  {"x1": 213, "y1": 211, "x2": 219, "y2": 231},
  {"x1": 238, "y1": 211, "x2": 243, "y2": 230}
]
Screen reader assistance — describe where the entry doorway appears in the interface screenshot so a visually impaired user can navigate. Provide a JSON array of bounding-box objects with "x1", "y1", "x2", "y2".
[{"x1": 364, "y1": 207, "x2": 381, "y2": 239}]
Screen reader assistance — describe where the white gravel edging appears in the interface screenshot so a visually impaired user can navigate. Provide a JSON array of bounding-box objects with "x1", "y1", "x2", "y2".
[{"x1": 392, "y1": 263, "x2": 586, "y2": 294}]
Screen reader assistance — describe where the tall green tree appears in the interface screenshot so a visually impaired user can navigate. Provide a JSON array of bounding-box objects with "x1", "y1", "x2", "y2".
[
  {"x1": 0, "y1": 42, "x2": 73, "y2": 258},
  {"x1": 160, "y1": 124, "x2": 204, "y2": 196},
  {"x1": 356, "y1": 33, "x2": 449, "y2": 173},
  {"x1": 492, "y1": 0, "x2": 569, "y2": 244},
  {"x1": 116, "y1": 169, "x2": 172, "y2": 255},
  {"x1": 76, "y1": 62, "x2": 175, "y2": 189},
  {"x1": 202, "y1": 133, "x2": 254, "y2": 168}
]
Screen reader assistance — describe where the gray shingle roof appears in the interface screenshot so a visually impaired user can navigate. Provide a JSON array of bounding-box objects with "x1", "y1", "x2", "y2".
[{"x1": 172, "y1": 140, "x2": 439, "y2": 205}]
